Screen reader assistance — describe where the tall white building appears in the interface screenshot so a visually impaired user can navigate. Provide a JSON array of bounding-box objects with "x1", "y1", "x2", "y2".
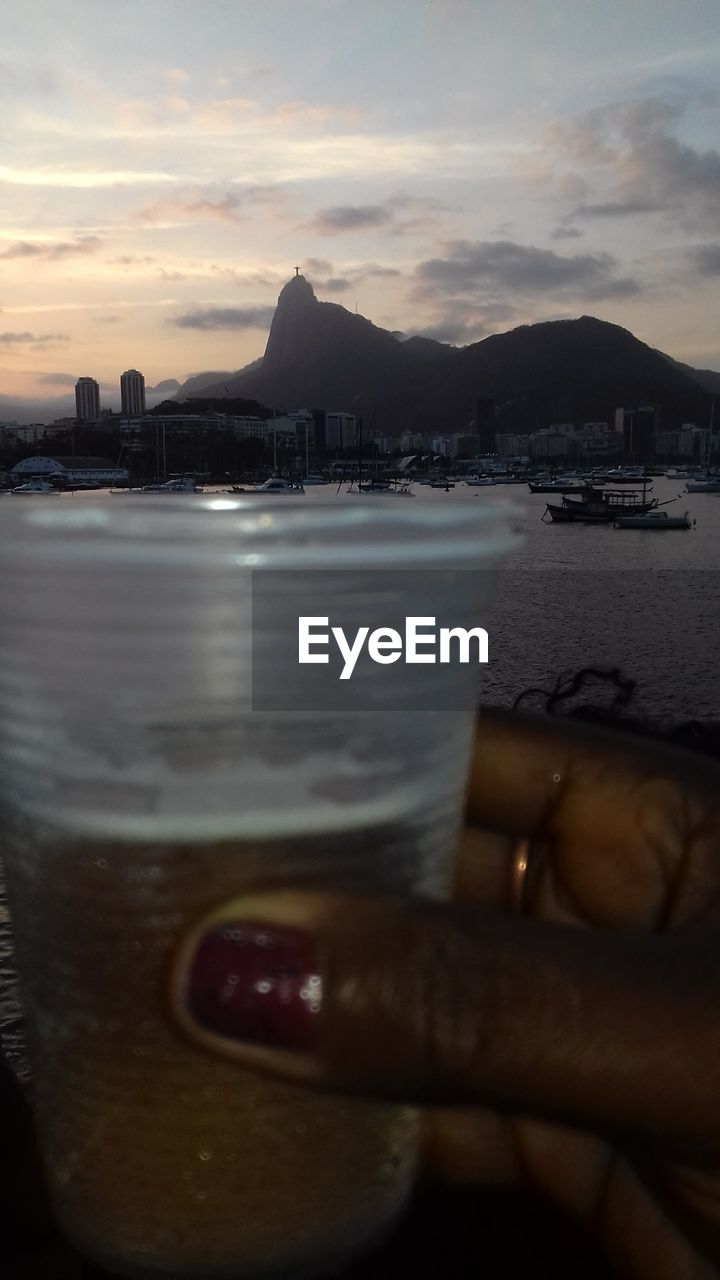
[
  {"x1": 75, "y1": 377, "x2": 100, "y2": 421},
  {"x1": 120, "y1": 369, "x2": 146, "y2": 418}
]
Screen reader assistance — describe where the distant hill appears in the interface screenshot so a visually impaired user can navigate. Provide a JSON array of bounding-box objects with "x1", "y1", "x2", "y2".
[
  {"x1": 666, "y1": 358, "x2": 720, "y2": 400},
  {"x1": 178, "y1": 358, "x2": 264, "y2": 399},
  {"x1": 148, "y1": 394, "x2": 272, "y2": 419},
  {"x1": 174, "y1": 274, "x2": 714, "y2": 433},
  {"x1": 146, "y1": 378, "x2": 181, "y2": 394}
]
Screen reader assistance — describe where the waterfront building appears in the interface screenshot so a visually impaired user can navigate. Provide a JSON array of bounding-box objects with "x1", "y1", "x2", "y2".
[
  {"x1": 10, "y1": 455, "x2": 129, "y2": 485},
  {"x1": 497, "y1": 434, "x2": 530, "y2": 457},
  {"x1": 452, "y1": 433, "x2": 484, "y2": 457},
  {"x1": 122, "y1": 414, "x2": 271, "y2": 442},
  {"x1": 229, "y1": 416, "x2": 270, "y2": 441},
  {"x1": 120, "y1": 369, "x2": 146, "y2": 418},
  {"x1": 268, "y1": 414, "x2": 315, "y2": 450},
  {"x1": 526, "y1": 423, "x2": 622, "y2": 461},
  {"x1": 75, "y1": 377, "x2": 101, "y2": 422},
  {"x1": 325, "y1": 412, "x2": 356, "y2": 451},
  {"x1": 474, "y1": 398, "x2": 496, "y2": 454},
  {"x1": 655, "y1": 424, "x2": 712, "y2": 461},
  {"x1": 310, "y1": 410, "x2": 355, "y2": 452},
  {"x1": 529, "y1": 431, "x2": 572, "y2": 460},
  {"x1": 400, "y1": 431, "x2": 426, "y2": 453},
  {"x1": 431, "y1": 437, "x2": 453, "y2": 457},
  {"x1": 615, "y1": 405, "x2": 660, "y2": 463},
  {"x1": 0, "y1": 422, "x2": 44, "y2": 447}
]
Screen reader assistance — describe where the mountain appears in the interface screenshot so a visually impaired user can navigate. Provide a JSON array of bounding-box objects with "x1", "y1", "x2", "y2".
[
  {"x1": 174, "y1": 274, "x2": 713, "y2": 433},
  {"x1": 666, "y1": 358, "x2": 720, "y2": 399},
  {"x1": 146, "y1": 378, "x2": 181, "y2": 394},
  {"x1": 178, "y1": 358, "x2": 264, "y2": 399}
]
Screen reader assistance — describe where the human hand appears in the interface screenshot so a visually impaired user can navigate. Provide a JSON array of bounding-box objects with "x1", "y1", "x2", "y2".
[{"x1": 170, "y1": 711, "x2": 720, "y2": 1280}]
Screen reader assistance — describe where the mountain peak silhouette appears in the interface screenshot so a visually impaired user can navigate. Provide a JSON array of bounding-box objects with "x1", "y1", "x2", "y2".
[{"x1": 177, "y1": 275, "x2": 713, "y2": 432}]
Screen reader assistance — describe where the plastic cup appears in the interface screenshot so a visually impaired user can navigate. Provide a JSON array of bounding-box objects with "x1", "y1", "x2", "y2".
[{"x1": 0, "y1": 497, "x2": 517, "y2": 1279}]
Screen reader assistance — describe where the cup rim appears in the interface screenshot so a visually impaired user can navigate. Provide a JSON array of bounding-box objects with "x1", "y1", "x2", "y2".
[{"x1": 0, "y1": 495, "x2": 521, "y2": 569}]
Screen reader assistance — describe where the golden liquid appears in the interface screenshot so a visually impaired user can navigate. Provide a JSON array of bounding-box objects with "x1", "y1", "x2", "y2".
[{"x1": 6, "y1": 831, "x2": 420, "y2": 1278}]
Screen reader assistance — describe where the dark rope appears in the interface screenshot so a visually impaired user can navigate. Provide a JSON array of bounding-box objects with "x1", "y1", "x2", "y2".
[{"x1": 512, "y1": 666, "x2": 720, "y2": 759}]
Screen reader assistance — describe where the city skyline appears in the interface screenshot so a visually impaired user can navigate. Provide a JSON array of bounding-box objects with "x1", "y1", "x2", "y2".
[{"x1": 1, "y1": 0, "x2": 719, "y2": 421}]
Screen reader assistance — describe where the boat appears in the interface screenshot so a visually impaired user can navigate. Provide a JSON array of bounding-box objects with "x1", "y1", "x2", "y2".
[
  {"x1": 428, "y1": 478, "x2": 455, "y2": 488},
  {"x1": 142, "y1": 476, "x2": 204, "y2": 493},
  {"x1": 464, "y1": 476, "x2": 495, "y2": 487},
  {"x1": 614, "y1": 511, "x2": 693, "y2": 530},
  {"x1": 250, "y1": 476, "x2": 305, "y2": 494},
  {"x1": 10, "y1": 479, "x2": 61, "y2": 494},
  {"x1": 357, "y1": 478, "x2": 413, "y2": 496},
  {"x1": 605, "y1": 466, "x2": 649, "y2": 484},
  {"x1": 544, "y1": 486, "x2": 657, "y2": 524},
  {"x1": 529, "y1": 480, "x2": 588, "y2": 494},
  {"x1": 686, "y1": 478, "x2": 720, "y2": 493}
]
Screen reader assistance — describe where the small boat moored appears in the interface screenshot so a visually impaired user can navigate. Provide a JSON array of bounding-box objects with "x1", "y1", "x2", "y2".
[
  {"x1": 220, "y1": 476, "x2": 305, "y2": 495},
  {"x1": 357, "y1": 478, "x2": 414, "y2": 496},
  {"x1": 10, "y1": 479, "x2": 61, "y2": 494},
  {"x1": 141, "y1": 476, "x2": 204, "y2": 494},
  {"x1": 544, "y1": 486, "x2": 657, "y2": 524},
  {"x1": 614, "y1": 511, "x2": 693, "y2": 530}
]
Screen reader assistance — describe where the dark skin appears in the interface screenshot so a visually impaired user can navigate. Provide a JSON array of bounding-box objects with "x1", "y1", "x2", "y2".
[
  {"x1": 172, "y1": 710, "x2": 720, "y2": 1280},
  {"x1": 5, "y1": 711, "x2": 720, "y2": 1277},
  {"x1": 428, "y1": 710, "x2": 720, "y2": 1280}
]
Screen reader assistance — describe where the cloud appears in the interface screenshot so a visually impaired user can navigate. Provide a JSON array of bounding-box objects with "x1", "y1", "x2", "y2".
[
  {"x1": 172, "y1": 306, "x2": 275, "y2": 331},
  {"x1": 414, "y1": 239, "x2": 640, "y2": 302},
  {"x1": 298, "y1": 258, "x2": 402, "y2": 294},
  {"x1": 306, "y1": 204, "x2": 395, "y2": 234},
  {"x1": 356, "y1": 264, "x2": 402, "y2": 278},
  {"x1": 687, "y1": 243, "x2": 720, "y2": 275},
  {"x1": 0, "y1": 164, "x2": 178, "y2": 188},
  {"x1": 0, "y1": 330, "x2": 69, "y2": 350},
  {"x1": 322, "y1": 277, "x2": 352, "y2": 293},
  {"x1": 302, "y1": 257, "x2": 334, "y2": 277},
  {"x1": 112, "y1": 254, "x2": 156, "y2": 266},
  {"x1": 136, "y1": 185, "x2": 283, "y2": 227},
  {"x1": 302, "y1": 258, "x2": 401, "y2": 283},
  {"x1": 572, "y1": 199, "x2": 663, "y2": 218},
  {"x1": 546, "y1": 93, "x2": 720, "y2": 231},
  {"x1": 183, "y1": 193, "x2": 244, "y2": 223},
  {"x1": 0, "y1": 235, "x2": 103, "y2": 261},
  {"x1": 36, "y1": 372, "x2": 78, "y2": 386},
  {"x1": 550, "y1": 226, "x2": 583, "y2": 240},
  {"x1": 410, "y1": 301, "x2": 519, "y2": 345},
  {"x1": 304, "y1": 192, "x2": 457, "y2": 238},
  {"x1": 0, "y1": 61, "x2": 57, "y2": 98},
  {"x1": 115, "y1": 94, "x2": 256, "y2": 134},
  {"x1": 294, "y1": 258, "x2": 350, "y2": 293}
]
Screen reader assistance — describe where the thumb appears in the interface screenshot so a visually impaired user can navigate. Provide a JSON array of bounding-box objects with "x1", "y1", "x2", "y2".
[{"x1": 169, "y1": 890, "x2": 718, "y2": 1142}]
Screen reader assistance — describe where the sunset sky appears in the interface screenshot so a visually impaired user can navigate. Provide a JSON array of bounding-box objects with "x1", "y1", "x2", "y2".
[{"x1": 1, "y1": 0, "x2": 719, "y2": 419}]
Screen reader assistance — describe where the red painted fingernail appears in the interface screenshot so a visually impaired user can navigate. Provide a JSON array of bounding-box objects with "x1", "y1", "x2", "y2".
[{"x1": 182, "y1": 922, "x2": 322, "y2": 1053}]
